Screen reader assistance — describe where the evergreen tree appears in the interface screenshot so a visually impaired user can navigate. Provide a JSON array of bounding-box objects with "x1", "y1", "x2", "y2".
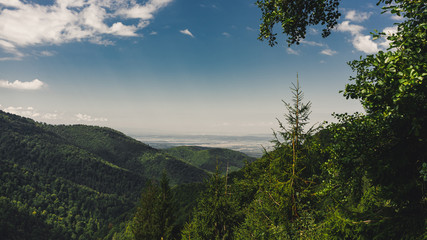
[
  {"x1": 158, "y1": 172, "x2": 175, "y2": 240},
  {"x1": 273, "y1": 75, "x2": 316, "y2": 218},
  {"x1": 234, "y1": 77, "x2": 320, "y2": 239},
  {"x1": 132, "y1": 173, "x2": 176, "y2": 240},
  {"x1": 181, "y1": 166, "x2": 240, "y2": 240}
]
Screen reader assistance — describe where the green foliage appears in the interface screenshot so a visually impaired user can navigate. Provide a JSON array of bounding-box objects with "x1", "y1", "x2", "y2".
[
  {"x1": 0, "y1": 159, "x2": 133, "y2": 239},
  {"x1": 0, "y1": 196, "x2": 65, "y2": 240},
  {"x1": 172, "y1": 182, "x2": 206, "y2": 233},
  {"x1": 0, "y1": 110, "x2": 208, "y2": 239},
  {"x1": 138, "y1": 151, "x2": 208, "y2": 186},
  {"x1": 131, "y1": 173, "x2": 176, "y2": 240},
  {"x1": 322, "y1": 1, "x2": 426, "y2": 237},
  {"x1": 180, "y1": 2, "x2": 426, "y2": 238},
  {"x1": 164, "y1": 146, "x2": 256, "y2": 175},
  {"x1": 252, "y1": 0, "x2": 426, "y2": 238},
  {"x1": 256, "y1": 0, "x2": 341, "y2": 46},
  {"x1": 2, "y1": 1, "x2": 426, "y2": 238},
  {"x1": 232, "y1": 78, "x2": 322, "y2": 240},
  {"x1": 345, "y1": 1, "x2": 426, "y2": 126},
  {"x1": 182, "y1": 168, "x2": 242, "y2": 240},
  {"x1": 44, "y1": 124, "x2": 154, "y2": 171}
]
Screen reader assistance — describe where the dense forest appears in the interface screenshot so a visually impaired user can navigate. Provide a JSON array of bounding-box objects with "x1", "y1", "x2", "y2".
[
  {"x1": 1, "y1": 0, "x2": 426, "y2": 239},
  {"x1": 176, "y1": 0, "x2": 426, "y2": 239},
  {"x1": 105, "y1": 0, "x2": 427, "y2": 239},
  {"x1": 0, "y1": 109, "x2": 254, "y2": 239}
]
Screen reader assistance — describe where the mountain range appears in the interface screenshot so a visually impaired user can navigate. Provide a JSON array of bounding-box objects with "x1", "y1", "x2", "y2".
[{"x1": 0, "y1": 110, "x2": 255, "y2": 239}]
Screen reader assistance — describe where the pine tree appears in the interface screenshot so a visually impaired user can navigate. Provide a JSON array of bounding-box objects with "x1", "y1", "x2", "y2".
[
  {"x1": 234, "y1": 76, "x2": 319, "y2": 239},
  {"x1": 158, "y1": 172, "x2": 175, "y2": 240},
  {"x1": 132, "y1": 173, "x2": 175, "y2": 240},
  {"x1": 181, "y1": 166, "x2": 240, "y2": 240},
  {"x1": 273, "y1": 74, "x2": 315, "y2": 218}
]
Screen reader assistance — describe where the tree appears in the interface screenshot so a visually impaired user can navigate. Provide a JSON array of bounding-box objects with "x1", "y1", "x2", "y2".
[
  {"x1": 328, "y1": 1, "x2": 426, "y2": 237},
  {"x1": 257, "y1": 0, "x2": 426, "y2": 238},
  {"x1": 132, "y1": 173, "x2": 176, "y2": 240},
  {"x1": 158, "y1": 172, "x2": 175, "y2": 240},
  {"x1": 257, "y1": 0, "x2": 341, "y2": 46},
  {"x1": 233, "y1": 77, "x2": 322, "y2": 239},
  {"x1": 342, "y1": 0, "x2": 426, "y2": 205},
  {"x1": 273, "y1": 75, "x2": 315, "y2": 218},
  {"x1": 181, "y1": 167, "x2": 241, "y2": 240}
]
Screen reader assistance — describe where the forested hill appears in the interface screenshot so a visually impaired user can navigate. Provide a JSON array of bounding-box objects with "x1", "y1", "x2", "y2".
[
  {"x1": 0, "y1": 110, "x2": 210, "y2": 239},
  {"x1": 164, "y1": 146, "x2": 256, "y2": 174}
]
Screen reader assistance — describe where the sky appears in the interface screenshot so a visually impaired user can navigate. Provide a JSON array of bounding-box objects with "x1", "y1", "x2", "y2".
[{"x1": 0, "y1": 0, "x2": 400, "y2": 136}]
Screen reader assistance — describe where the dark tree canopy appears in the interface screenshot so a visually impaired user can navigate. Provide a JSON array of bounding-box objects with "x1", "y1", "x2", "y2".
[
  {"x1": 257, "y1": 0, "x2": 341, "y2": 46},
  {"x1": 257, "y1": 0, "x2": 398, "y2": 46}
]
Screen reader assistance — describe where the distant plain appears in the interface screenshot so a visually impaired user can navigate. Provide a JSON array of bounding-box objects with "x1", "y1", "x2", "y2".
[{"x1": 134, "y1": 134, "x2": 273, "y2": 158}]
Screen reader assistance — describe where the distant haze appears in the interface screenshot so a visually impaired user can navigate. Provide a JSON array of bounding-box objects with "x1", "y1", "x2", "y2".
[{"x1": 135, "y1": 134, "x2": 273, "y2": 158}]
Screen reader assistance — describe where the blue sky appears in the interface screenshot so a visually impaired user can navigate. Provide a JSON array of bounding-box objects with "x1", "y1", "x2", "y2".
[{"x1": 0, "y1": 0, "x2": 400, "y2": 135}]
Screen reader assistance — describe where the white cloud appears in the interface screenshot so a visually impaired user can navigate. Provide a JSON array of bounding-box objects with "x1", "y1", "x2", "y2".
[
  {"x1": 42, "y1": 113, "x2": 59, "y2": 120},
  {"x1": 109, "y1": 22, "x2": 138, "y2": 36},
  {"x1": 39, "y1": 51, "x2": 55, "y2": 57},
  {"x1": 337, "y1": 11, "x2": 398, "y2": 54},
  {"x1": 391, "y1": 14, "x2": 404, "y2": 21},
  {"x1": 0, "y1": 0, "x2": 23, "y2": 8},
  {"x1": 320, "y1": 49, "x2": 337, "y2": 56},
  {"x1": 0, "y1": 0, "x2": 173, "y2": 60},
  {"x1": 300, "y1": 40, "x2": 324, "y2": 47},
  {"x1": 222, "y1": 32, "x2": 231, "y2": 37},
  {"x1": 351, "y1": 35, "x2": 379, "y2": 54},
  {"x1": 76, "y1": 113, "x2": 108, "y2": 122},
  {"x1": 0, "y1": 79, "x2": 45, "y2": 90},
  {"x1": 286, "y1": 48, "x2": 299, "y2": 55},
  {"x1": 0, "y1": 39, "x2": 24, "y2": 60},
  {"x1": 336, "y1": 21, "x2": 365, "y2": 35},
  {"x1": 180, "y1": 29, "x2": 194, "y2": 38},
  {"x1": 150, "y1": 31, "x2": 158, "y2": 35},
  {"x1": 378, "y1": 26, "x2": 398, "y2": 50},
  {"x1": 336, "y1": 20, "x2": 387, "y2": 54},
  {"x1": 2, "y1": 105, "x2": 61, "y2": 120},
  {"x1": 246, "y1": 26, "x2": 255, "y2": 31},
  {"x1": 345, "y1": 10, "x2": 372, "y2": 22}
]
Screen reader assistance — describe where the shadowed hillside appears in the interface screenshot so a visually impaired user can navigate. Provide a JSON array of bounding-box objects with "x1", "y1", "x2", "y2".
[{"x1": 164, "y1": 146, "x2": 256, "y2": 174}]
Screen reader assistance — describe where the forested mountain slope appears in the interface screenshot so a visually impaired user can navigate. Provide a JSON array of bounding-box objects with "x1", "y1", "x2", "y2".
[
  {"x1": 164, "y1": 146, "x2": 256, "y2": 174},
  {"x1": 42, "y1": 124, "x2": 208, "y2": 185},
  {"x1": 0, "y1": 110, "x2": 208, "y2": 239}
]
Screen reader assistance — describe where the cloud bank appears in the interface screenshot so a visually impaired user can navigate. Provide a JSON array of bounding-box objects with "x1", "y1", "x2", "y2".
[
  {"x1": 0, "y1": 0, "x2": 173, "y2": 60},
  {"x1": 2, "y1": 106, "x2": 62, "y2": 120},
  {"x1": 0, "y1": 79, "x2": 45, "y2": 90},
  {"x1": 3, "y1": 106, "x2": 40, "y2": 118}
]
